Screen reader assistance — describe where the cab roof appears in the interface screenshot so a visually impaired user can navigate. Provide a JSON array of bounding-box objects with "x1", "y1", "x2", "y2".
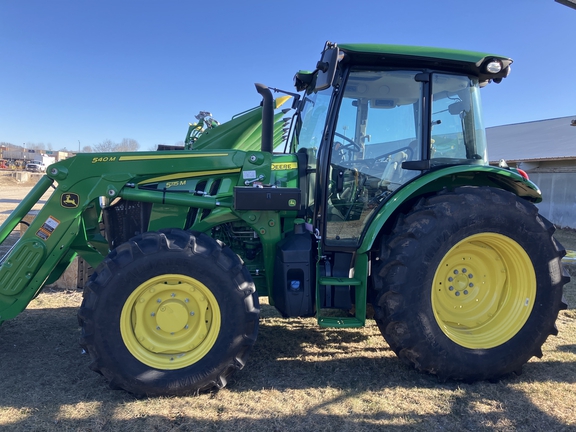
[{"x1": 337, "y1": 43, "x2": 512, "y2": 82}]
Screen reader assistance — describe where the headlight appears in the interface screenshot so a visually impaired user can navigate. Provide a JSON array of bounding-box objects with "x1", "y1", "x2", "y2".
[{"x1": 485, "y1": 59, "x2": 503, "y2": 74}]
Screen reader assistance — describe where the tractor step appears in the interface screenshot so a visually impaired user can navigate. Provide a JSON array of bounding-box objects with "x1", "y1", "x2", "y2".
[
  {"x1": 318, "y1": 276, "x2": 361, "y2": 286},
  {"x1": 316, "y1": 261, "x2": 367, "y2": 328},
  {"x1": 318, "y1": 316, "x2": 364, "y2": 328}
]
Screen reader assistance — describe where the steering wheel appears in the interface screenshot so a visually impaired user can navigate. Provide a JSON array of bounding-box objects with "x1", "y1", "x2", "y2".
[{"x1": 334, "y1": 132, "x2": 361, "y2": 152}]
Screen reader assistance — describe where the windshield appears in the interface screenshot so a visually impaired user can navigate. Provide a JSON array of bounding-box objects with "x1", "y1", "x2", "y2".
[{"x1": 292, "y1": 87, "x2": 333, "y2": 160}]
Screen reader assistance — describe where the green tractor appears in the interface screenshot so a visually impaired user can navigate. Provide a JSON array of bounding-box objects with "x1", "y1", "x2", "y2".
[{"x1": 0, "y1": 42, "x2": 568, "y2": 397}]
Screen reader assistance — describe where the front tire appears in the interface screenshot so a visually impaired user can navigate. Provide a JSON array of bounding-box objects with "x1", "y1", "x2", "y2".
[
  {"x1": 373, "y1": 186, "x2": 568, "y2": 381},
  {"x1": 78, "y1": 229, "x2": 259, "y2": 396}
]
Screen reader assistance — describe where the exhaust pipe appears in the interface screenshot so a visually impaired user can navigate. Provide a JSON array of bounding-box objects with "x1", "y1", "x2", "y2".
[{"x1": 255, "y1": 83, "x2": 273, "y2": 153}]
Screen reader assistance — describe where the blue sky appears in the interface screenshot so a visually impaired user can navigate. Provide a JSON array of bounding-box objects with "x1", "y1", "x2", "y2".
[{"x1": 1, "y1": 0, "x2": 575, "y2": 151}]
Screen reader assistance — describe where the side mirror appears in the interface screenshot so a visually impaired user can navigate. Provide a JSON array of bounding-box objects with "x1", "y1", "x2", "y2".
[{"x1": 314, "y1": 47, "x2": 339, "y2": 91}]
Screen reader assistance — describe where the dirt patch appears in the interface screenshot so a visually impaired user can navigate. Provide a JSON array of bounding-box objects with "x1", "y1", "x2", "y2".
[{"x1": 0, "y1": 173, "x2": 48, "y2": 223}]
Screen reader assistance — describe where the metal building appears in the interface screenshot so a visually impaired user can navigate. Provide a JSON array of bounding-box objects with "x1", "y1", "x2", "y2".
[{"x1": 487, "y1": 115, "x2": 576, "y2": 228}]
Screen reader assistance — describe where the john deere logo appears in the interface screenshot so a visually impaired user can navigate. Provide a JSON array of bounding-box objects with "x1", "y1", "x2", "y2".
[
  {"x1": 61, "y1": 193, "x2": 79, "y2": 208},
  {"x1": 288, "y1": 199, "x2": 297, "y2": 207}
]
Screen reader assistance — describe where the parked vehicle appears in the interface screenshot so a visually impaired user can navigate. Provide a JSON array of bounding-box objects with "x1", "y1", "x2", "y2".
[
  {"x1": 25, "y1": 161, "x2": 46, "y2": 172},
  {"x1": 0, "y1": 42, "x2": 569, "y2": 397}
]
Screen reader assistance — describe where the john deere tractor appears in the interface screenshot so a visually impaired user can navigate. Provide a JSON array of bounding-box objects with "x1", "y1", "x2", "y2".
[{"x1": 0, "y1": 42, "x2": 568, "y2": 396}]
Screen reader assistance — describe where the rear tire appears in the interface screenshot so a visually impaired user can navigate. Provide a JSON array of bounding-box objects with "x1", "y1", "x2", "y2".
[
  {"x1": 78, "y1": 229, "x2": 259, "y2": 396},
  {"x1": 373, "y1": 186, "x2": 568, "y2": 381}
]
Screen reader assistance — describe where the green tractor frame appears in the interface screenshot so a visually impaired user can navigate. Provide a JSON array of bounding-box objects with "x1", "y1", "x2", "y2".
[{"x1": 0, "y1": 42, "x2": 569, "y2": 396}]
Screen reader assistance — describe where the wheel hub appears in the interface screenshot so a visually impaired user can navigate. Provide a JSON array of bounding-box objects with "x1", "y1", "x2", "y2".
[
  {"x1": 155, "y1": 300, "x2": 188, "y2": 333},
  {"x1": 432, "y1": 233, "x2": 535, "y2": 349},
  {"x1": 120, "y1": 275, "x2": 221, "y2": 369},
  {"x1": 447, "y1": 268, "x2": 474, "y2": 296}
]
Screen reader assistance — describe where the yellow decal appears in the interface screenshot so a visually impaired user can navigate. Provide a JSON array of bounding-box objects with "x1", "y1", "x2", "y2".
[
  {"x1": 166, "y1": 180, "x2": 187, "y2": 188},
  {"x1": 271, "y1": 162, "x2": 298, "y2": 171},
  {"x1": 119, "y1": 153, "x2": 227, "y2": 161},
  {"x1": 91, "y1": 156, "x2": 117, "y2": 163}
]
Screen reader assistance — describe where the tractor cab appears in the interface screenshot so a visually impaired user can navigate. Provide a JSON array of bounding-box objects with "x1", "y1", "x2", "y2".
[
  {"x1": 291, "y1": 43, "x2": 511, "y2": 248},
  {"x1": 283, "y1": 43, "x2": 516, "y2": 322}
]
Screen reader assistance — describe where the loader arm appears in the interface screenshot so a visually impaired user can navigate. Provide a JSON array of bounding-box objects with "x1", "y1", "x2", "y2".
[{"x1": 0, "y1": 149, "x2": 250, "y2": 324}]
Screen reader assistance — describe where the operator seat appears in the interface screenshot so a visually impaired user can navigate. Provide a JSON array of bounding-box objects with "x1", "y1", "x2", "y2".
[{"x1": 380, "y1": 151, "x2": 408, "y2": 192}]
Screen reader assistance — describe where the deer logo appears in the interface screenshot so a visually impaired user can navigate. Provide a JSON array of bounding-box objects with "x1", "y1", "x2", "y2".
[{"x1": 61, "y1": 193, "x2": 79, "y2": 208}]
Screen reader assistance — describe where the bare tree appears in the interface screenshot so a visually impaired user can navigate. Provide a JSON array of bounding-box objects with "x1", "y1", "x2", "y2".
[
  {"x1": 118, "y1": 138, "x2": 139, "y2": 152},
  {"x1": 92, "y1": 139, "x2": 116, "y2": 152},
  {"x1": 81, "y1": 145, "x2": 93, "y2": 153},
  {"x1": 92, "y1": 138, "x2": 139, "y2": 152}
]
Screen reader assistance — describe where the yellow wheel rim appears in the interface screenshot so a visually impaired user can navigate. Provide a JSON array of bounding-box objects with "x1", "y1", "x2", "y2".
[
  {"x1": 120, "y1": 274, "x2": 221, "y2": 370},
  {"x1": 432, "y1": 233, "x2": 535, "y2": 349}
]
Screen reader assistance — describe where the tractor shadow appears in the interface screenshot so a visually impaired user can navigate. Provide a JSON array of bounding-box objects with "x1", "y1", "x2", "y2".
[{"x1": 0, "y1": 298, "x2": 574, "y2": 430}]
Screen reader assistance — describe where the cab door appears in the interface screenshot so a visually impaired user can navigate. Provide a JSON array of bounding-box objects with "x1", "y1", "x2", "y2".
[{"x1": 323, "y1": 69, "x2": 424, "y2": 247}]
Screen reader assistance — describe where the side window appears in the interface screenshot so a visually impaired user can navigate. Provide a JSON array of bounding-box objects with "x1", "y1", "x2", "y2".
[
  {"x1": 430, "y1": 74, "x2": 487, "y2": 163},
  {"x1": 430, "y1": 92, "x2": 466, "y2": 159}
]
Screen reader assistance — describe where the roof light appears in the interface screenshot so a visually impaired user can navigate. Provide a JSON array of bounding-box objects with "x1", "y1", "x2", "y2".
[
  {"x1": 517, "y1": 168, "x2": 529, "y2": 180},
  {"x1": 486, "y1": 60, "x2": 502, "y2": 74}
]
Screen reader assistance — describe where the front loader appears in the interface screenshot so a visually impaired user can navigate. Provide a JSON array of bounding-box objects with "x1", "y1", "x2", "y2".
[{"x1": 0, "y1": 42, "x2": 569, "y2": 396}]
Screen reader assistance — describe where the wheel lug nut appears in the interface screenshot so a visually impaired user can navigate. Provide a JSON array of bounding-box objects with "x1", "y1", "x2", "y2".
[
  {"x1": 190, "y1": 311, "x2": 195, "y2": 316},
  {"x1": 449, "y1": 286, "x2": 454, "y2": 291},
  {"x1": 468, "y1": 274, "x2": 473, "y2": 279},
  {"x1": 455, "y1": 292, "x2": 460, "y2": 296},
  {"x1": 469, "y1": 283, "x2": 474, "y2": 288},
  {"x1": 156, "y1": 326, "x2": 161, "y2": 330},
  {"x1": 151, "y1": 312, "x2": 155, "y2": 317},
  {"x1": 454, "y1": 270, "x2": 459, "y2": 275},
  {"x1": 448, "y1": 277, "x2": 454, "y2": 282},
  {"x1": 157, "y1": 299, "x2": 162, "y2": 303},
  {"x1": 171, "y1": 293, "x2": 176, "y2": 297},
  {"x1": 462, "y1": 268, "x2": 467, "y2": 273},
  {"x1": 463, "y1": 290, "x2": 468, "y2": 295}
]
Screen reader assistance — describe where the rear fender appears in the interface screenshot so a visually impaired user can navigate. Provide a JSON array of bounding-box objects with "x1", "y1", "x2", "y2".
[{"x1": 359, "y1": 165, "x2": 541, "y2": 254}]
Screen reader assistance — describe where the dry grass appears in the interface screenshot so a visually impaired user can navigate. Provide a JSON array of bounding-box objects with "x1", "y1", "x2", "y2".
[
  {"x1": 1, "y1": 175, "x2": 576, "y2": 430},
  {"x1": 0, "y1": 289, "x2": 575, "y2": 431}
]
